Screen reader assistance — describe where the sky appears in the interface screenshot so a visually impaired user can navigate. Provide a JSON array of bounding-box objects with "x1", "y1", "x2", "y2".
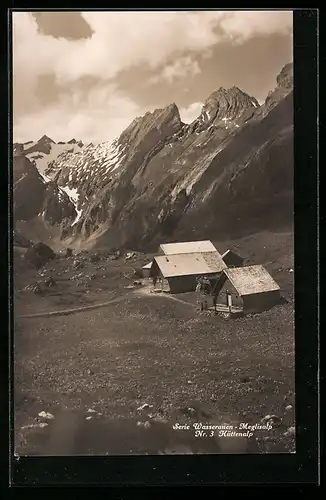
[{"x1": 12, "y1": 10, "x2": 293, "y2": 144}]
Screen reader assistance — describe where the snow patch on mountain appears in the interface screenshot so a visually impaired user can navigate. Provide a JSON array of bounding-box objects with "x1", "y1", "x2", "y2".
[
  {"x1": 27, "y1": 142, "x2": 84, "y2": 178},
  {"x1": 60, "y1": 185, "x2": 79, "y2": 203}
]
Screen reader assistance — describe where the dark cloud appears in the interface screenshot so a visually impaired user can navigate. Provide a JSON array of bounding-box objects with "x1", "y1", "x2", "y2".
[{"x1": 33, "y1": 12, "x2": 93, "y2": 39}]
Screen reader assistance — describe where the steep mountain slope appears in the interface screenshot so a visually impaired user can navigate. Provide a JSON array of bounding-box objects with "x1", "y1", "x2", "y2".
[
  {"x1": 13, "y1": 151, "x2": 77, "y2": 239},
  {"x1": 15, "y1": 62, "x2": 293, "y2": 251},
  {"x1": 14, "y1": 136, "x2": 84, "y2": 180}
]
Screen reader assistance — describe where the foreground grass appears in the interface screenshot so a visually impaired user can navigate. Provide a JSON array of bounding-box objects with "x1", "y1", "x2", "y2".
[{"x1": 15, "y1": 293, "x2": 295, "y2": 455}]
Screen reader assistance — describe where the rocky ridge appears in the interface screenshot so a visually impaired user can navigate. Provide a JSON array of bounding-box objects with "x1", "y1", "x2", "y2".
[{"x1": 15, "y1": 62, "x2": 293, "y2": 250}]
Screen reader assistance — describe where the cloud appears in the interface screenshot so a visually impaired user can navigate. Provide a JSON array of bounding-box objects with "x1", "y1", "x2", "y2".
[
  {"x1": 13, "y1": 84, "x2": 147, "y2": 143},
  {"x1": 150, "y1": 56, "x2": 201, "y2": 84},
  {"x1": 179, "y1": 102, "x2": 203, "y2": 123},
  {"x1": 12, "y1": 10, "x2": 293, "y2": 142},
  {"x1": 218, "y1": 10, "x2": 293, "y2": 43}
]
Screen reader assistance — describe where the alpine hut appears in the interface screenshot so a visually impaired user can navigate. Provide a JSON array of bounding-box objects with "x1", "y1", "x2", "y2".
[
  {"x1": 151, "y1": 251, "x2": 227, "y2": 294},
  {"x1": 213, "y1": 265, "x2": 281, "y2": 314}
]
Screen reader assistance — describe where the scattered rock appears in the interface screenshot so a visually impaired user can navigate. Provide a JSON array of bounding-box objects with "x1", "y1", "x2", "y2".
[
  {"x1": 133, "y1": 280, "x2": 142, "y2": 286},
  {"x1": 261, "y1": 414, "x2": 282, "y2": 427},
  {"x1": 87, "y1": 369, "x2": 94, "y2": 375},
  {"x1": 38, "y1": 411, "x2": 54, "y2": 420},
  {"x1": 151, "y1": 415, "x2": 169, "y2": 424},
  {"x1": 87, "y1": 408, "x2": 96, "y2": 413},
  {"x1": 85, "y1": 416, "x2": 92, "y2": 420},
  {"x1": 22, "y1": 422, "x2": 48, "y2": 429},
  {"x1": 73, "y1": 259, "x2": 84, "y2": 270},
  {"x1": 44, "y1": 276, "x2": 56, "y2": 287},
  {"x1": 137, "y1": 403, "x2": 153, "y2": 411},
  {"x1": 70, "y1": 272, "x2": 84, "y2": 281},
  {"x1": 24, "y1": 283, "x2": 42, "y2": 294},
  {"x1": 137, "y1": 420, "x2": 151, "y2": 429},
  {"x1": 112, "y1": 250, "x2": 121, "y2": 260},
  {"x1": 289, "y1": 268, "x2": 294, "y2": 273},
  {"x1": 65, "y1": 248, "x2": 73, "y2": 257},
  {"x1": 240, "y1": 376, "x2": 251, "y2": 383},
  {"x1": 284, "y1": 426, "x2": 295, "y2": 437},
  {"x1": 285, "y1": 404, "x2": 293, "y2": 412},
  {"x1": 179, "y1": 407, "x2": 196, "y2": 417}
]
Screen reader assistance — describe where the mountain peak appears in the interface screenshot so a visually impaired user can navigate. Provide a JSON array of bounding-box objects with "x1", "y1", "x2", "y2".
[
  {"x1": 263, "y1": 62, "x2": 293, "y2": 111},
  {"x1": 119, "y1": 101, "x2": 182, "y2": 148},
  {"x1": 276, "y1": 62, "x2": 293, "y2": 89},
  {"x1": 199, "y1": 85, "x2": 259, "y2": 125},
  {"x1": 38, "y1": 135, "x2": 55, "y2": 144}
]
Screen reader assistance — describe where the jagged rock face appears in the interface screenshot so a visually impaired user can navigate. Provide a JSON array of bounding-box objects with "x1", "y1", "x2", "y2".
[
  {"x1": 13, "y1": 154, "x2": 46, "y2": 222},
  {"x1": 14, "y1": 135, "x2": 84, "y2": 180},
  {"x1": 42, "y1": 182, "x2": 77, "y2": 225},
  {"x1": 43, "y1": 102, "x2": 183, "y2": 242},
  {"x1": 175, "y1": 90, "x2": 294, "y2": 242},
  {"x1": 21, "y1": 62, "x2": 293, "y2": 250},
  {"x1": 13, "y1": 152, "x2": 77, "y2": 230},
  {"x1": 24, "y1": 135, "x2": 55, "y2": 155},
  {"x1": 199, "y1": 86, "x2": 259, "y2": 127},
  {"x1": 277, "y1": 62, "x2": 293, "y2": 89},
  {"x1": 68, "y1": 138, "x2": 84, "y2": 147},
  {"x1": 263, "y1": 61, "x2": 293, "y2": 113}
]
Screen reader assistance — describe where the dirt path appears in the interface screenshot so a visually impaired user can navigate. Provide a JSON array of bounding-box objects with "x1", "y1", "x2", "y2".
[
  {"x1": 16, "y1": 291, "x2": 134, "y2": 319},
  {"x1": 16, "y1": 286, "x2": 195, "y2": 319}
]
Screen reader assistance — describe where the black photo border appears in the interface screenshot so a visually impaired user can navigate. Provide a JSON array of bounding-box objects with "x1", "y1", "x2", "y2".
[{"x1": 2, "y1": 7, "x2": 319, "y2": 489}]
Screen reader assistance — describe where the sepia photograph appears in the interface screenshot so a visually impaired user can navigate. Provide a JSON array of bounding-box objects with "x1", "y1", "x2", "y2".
[{"x1": 12, "y1": 9, "x2": 296, "y2": 457}]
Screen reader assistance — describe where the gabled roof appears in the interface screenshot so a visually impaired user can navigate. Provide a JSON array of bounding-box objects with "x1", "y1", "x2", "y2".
[
  {"x1": 159, "y1": 240, "x2": 217, "y2": 255},
  {"x1": 153, "y1": 251, "x2": 226, "y2": 278},
  {"x1": 142, "y1": 261, "x2": 153, "y2": 269},
  {"x1": 222, "y1": 265, "x2": 280, "y2": 296}
]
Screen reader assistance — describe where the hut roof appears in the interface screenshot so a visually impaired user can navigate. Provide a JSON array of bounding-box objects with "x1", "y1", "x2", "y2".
[
  {"x1": 222, "y1": 265, "x2": 280, "y2": 296},
  {"x1": 159, "y1": 240, "x2": 217, "y2": 255},
  {"x1": 153, "y1": 251, "x2": 226, "y2": 278}
]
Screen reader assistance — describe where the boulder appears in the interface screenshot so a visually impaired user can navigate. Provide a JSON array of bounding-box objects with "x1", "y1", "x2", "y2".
[
  {"x1": 73, "y1": 260, "x2": 84, "y2": 270},
  {"x1": 90, "y1": 253, "x2": 101, "y2": 263},
  {"x1": 44, "y1": 276, "x2": 56, "y2": 287},
  {"x1": 24, "y1": 282, "x2": 42, "y2": 294},
  {"x1": 24, "y1": 242, "x2": 56, "y2": 269}
]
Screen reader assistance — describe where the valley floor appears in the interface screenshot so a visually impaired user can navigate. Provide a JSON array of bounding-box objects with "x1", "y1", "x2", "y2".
[{"x1": 13, "y1": 231, "x2": 295, "y2": 455}]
